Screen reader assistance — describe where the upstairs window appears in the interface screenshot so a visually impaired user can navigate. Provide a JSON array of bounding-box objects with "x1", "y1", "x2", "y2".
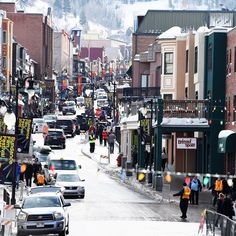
[
  {"x1": 194, "y1": 47, "x2": 198, "y2": 74},
  {"x1": 185, "y1": 50, "x2": 189, "y2": 73},
  {"x1": 208, "y1": 44, "x2": 212, "y2": 70},
  {"x1": 2, "y1": 31, "x2": 6, "y2": 44},
  {"x1": 164, "y1": 52, "x2": 173, "y2": 75}
]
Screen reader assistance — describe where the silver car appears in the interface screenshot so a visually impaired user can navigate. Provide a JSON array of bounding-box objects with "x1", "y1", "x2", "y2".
[
  {"x1": 55, "y1": 172, "x2": 85, "y2": 198},
  {"x1": 16, "y1": 192, "x2": 70, "y2": 236}
]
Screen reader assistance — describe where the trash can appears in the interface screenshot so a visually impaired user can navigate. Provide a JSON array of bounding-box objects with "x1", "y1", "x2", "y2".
[{"x1": 154, "y1": 175, "x2": 163, "y2": 191}]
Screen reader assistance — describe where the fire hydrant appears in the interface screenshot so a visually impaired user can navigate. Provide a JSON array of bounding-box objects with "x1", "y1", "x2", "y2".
[{"x1": 116, "y1": 153, "x2": 122, "y2": 167}]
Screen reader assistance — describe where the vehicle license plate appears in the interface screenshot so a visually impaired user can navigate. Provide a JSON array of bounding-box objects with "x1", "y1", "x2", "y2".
[{"x1": 36, "y1": 222, "x2": 44, "y2": 228}]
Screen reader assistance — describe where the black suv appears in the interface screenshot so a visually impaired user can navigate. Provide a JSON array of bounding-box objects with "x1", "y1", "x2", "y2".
[
  {"x1": 56, "y1": 118, "x2": 76, "y2": 137},
  {"x1": 76, "y1": 115, "x2": 89, "y2": 132},
  {"x1": 44, "y1": 129, "x2": 66, "y2": 149}
]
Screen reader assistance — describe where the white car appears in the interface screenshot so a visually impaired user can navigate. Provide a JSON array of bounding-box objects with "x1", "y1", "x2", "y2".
[
  {"x1": 55, "y1": 172, "x2": 85, "y2": 198},
  {"x1": 48, "y1": 158, "x2": 81, "y2": 177},
  {"x1": 33, "y1": 118, "x2": 48, "y2": 133}
]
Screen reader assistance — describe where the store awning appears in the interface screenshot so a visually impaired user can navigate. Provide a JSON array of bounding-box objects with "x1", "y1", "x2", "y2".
[{"x1": 218, "y1": 130, "x2": 236, "y2": 153}]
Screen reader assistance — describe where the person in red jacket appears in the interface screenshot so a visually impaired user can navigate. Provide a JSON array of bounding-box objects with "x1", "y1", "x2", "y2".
[{"x1": 102, "y1": 128, "x2": 108, "y2": 146}]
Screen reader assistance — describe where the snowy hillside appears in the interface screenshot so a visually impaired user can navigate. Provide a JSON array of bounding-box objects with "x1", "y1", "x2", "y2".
[{"x1": 1, "y1": 0, "x2": 236, "y2": 35}]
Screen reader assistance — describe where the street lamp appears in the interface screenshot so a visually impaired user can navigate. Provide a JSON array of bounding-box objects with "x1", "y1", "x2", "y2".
[{"x1": 112, "y1": 79, "x2": 118, "y2": 124}]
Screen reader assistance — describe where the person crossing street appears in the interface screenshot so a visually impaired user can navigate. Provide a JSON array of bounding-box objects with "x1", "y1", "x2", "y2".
[{"x1": 173, "y1": 182, "x2": 191, "y2": 220}]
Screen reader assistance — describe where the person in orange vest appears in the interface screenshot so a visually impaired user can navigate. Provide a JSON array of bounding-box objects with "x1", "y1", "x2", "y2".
[
  {"x1": 209, "y1": 177, "x2": 223, "y2": 207},
  {"x1": 36, "y1": 171, "x2": 45, "y2": 186},
  {"x1": 173, "y1": 182, "x2": 191, "y2": 220}
]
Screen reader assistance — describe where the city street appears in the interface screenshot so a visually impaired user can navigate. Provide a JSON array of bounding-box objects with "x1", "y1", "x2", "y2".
[{"x1": 31, "y1": 134, "x2": 206, "y2": 236}]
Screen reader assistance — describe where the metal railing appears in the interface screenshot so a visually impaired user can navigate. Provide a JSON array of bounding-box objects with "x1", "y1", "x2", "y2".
[
  {"x1": 163, "y1": 100, "x2": 210, "y2": 119},
  {"x1": 123, "y1": 87, "x2": 160, "y2": 98},
  {"x1": 205, "y1": 209, "x2": 236, "y2": 236}
]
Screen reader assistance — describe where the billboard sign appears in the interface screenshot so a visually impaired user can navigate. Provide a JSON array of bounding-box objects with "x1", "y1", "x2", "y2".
[{"x1": 177, "y1": 138, "x2": 197, "y2": 149}]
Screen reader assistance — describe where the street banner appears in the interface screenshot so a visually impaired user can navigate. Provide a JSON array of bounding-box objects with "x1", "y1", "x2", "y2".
[
  {"x1": 0, "y1": 117, "x2": 7, "y2": 134},
  {"x1": 0, "y1": 134, "x2": 16, "y2": 164},
  {"x1": 177, "y1": 138, "x2": 197, "y2": 149},
  {"x1": 17, "y1": 118, "x2": 32, "y2": 153}
]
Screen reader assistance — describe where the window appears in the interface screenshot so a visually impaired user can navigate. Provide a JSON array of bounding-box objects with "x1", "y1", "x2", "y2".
[
  {"x1": 2, "y1": 31, "x2": 6, "y2": 43},
  {"x1": 208, "y1": 44, "x2": 212, "y2": 69},
  {"x1": 234, "y1": 47, "x2": 236, "y2": 73},
  {"x1": 234, "y1": 95, "x2": 236, "y2": 121},
  {"x1": 194, "y1": 47, "x2": 198, "y2": 73},
  {"x1": 185, "y1": 87, "x2": 188, "y2": 99},
  {"x1": 185, "y1": 50, "x2": 189, "y2": 73},
  {"x1": 164, "y1": 52, "x2": 173, "y2": 74},
  {"x1": 163, "y1": 94, "x2": 172, "y2": 100},
  {"x1": 141, "y1": 74, "x2": 148, "y2": 87},
  {"x1": 2, "y1": 57, "x2": 6, "y2": 68}
]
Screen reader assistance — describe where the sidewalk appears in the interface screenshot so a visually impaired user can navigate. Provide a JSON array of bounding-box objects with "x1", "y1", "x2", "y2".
[{"x1": 81, "y1": 140, "x2": 213, "y2": 207}]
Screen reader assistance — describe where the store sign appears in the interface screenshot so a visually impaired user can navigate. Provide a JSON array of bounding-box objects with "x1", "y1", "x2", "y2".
[
  {"x1": 177, "y1": 138, "x2": 197, "y2": 149},
  {"x1": 0, "y1": 117, "x2": 7, "y2": 134},
  {"x1": 0, "y1": 134, "x2": 16, "y2": 164},
  {"x1": 17, "y1": 118, "x2": 32, "y2": 153}
]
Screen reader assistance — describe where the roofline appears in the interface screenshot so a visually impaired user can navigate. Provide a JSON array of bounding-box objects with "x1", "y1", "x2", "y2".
[{"x1": 146, "y1": 9, "x2": 236, "y2": 14}]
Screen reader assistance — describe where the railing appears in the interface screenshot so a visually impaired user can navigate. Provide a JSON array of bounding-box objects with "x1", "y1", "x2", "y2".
[
  {"x1": 163, "y1": 100, "x2": 210, "y2": 119},
  {"x1": 123, "y1": 87, "x2": 160, "y2": 98},
  {"x1": 205, "y1": 209, "x2": 236, "y2": 236}
]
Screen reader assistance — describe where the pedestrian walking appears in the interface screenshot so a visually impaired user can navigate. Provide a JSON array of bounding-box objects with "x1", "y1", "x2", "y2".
[
  {"x1": 161, "y1": 147, "x2": 168, "y2": 171},
  {"x1": 222, "y1": 179, "x2": 231, "y2": 196},
  {"x1": 215, "y1": 193, "x2": 225, "y2": 227},
  {"x1": 89, "y1": 131, "x2": 96, "y2": 153},
  {"x1": 189, "y1": 175, "x2": 202, "y2": 205},
  {"x1": 102, "y1": 128, "x2": 108, "y2": 146},
  {"x1": 33, "y1": 157, "x2": 42, "y2": 184},
  {"x1": 173, "y1": 182, "x2": 191, "y2": 219},
  {"x1": 222, "y1": 194, "x2": 235, "y2": 219},
  {"x1": 98, "y1": 124, "x2": 104, "y2": 145},
  {"x1": 25, "y1": 162, "x2": 33, "y2": 187},
  {"x1": 108, "y1": 130, "x2": 116, "y2": 154}
]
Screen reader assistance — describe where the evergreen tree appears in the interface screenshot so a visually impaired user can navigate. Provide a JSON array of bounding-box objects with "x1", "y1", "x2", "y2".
[
  {"x1": 53, "y1": 0, "x2": 63, "y2": 18},
  {"x1": 80, "y1": 10, "x2": 87, "y2": 26},
  {"x1": 63, "y1": 0, "x2": 72, "y2": 13}
]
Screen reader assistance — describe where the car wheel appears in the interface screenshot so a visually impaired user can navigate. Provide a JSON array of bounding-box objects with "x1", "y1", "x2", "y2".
[
  {"x1": 66, "y1": 220, "x2": 69, "y2": 235},
  {"x1": 71, "y1": 133, "x2": 75, "y2": 137},
  {"x1": 62, "y1": 144, "x2": 66, "y2": 149},
  {"x1": 80, "y1": 194, "x2": 85, "y2": 199},
  {"x1": 62, "y1": 112, "x2": 66, "y2": 115},
  {"x1": 59, "y1": 229, "x2": 66, "y2": 236},
  {"x1": 16, "y1": 232, "x2": 24, "y2": 236}
]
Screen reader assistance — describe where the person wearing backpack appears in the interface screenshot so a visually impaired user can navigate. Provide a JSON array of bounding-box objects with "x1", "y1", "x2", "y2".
[{"x1": 189, "y1": 175, "x2": 202, "y2": 205}]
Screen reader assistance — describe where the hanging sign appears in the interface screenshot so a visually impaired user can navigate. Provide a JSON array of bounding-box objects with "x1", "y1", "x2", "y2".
[
  {"x1": 177, "y1": 138, "x2": 197, "y2": 149},
  {"x1": 0, "y1": 117, "x2": 7, "y2": 134},
  {"x1": 17, "y1": 118, "x2": 32, "y2": 153},
  {"x1": 0, "y1": 134, "x2": 16, "y2": 164}
]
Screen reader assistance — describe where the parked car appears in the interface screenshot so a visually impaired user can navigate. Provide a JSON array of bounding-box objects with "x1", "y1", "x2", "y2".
[
  {"x1": 62, "y1": 101, "x2": 76, "y2": 115},
  {"x1": 44, "y1": 129, "x2": 66, "y2": 149},
  {"x1": 33, "y1": 150, "x2": 55, "y2": 167},
  {"x1": 55, "y1": 172, "x2": 85, "y2": 198},
  {"x1": 32, "y1": 118, "x2": 48, "y2": 133},
  {"x1": 55, "y1": 117, "x2": 76, "y2": 137},
  {"x1": 16, "y1": 192, "x2": 70, "y2": 236}
]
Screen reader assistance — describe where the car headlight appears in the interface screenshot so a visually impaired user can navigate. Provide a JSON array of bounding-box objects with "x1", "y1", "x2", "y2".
[
  {"x1": 54, "y1": 212, "x2": 63, "y2": 220},
  {"x1": 17, "y1": 212, "x2": 27, "y2": 221}
]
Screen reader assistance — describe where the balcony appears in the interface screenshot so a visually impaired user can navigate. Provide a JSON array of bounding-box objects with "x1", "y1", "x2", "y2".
[
  {"x1": 163, "y1": 100, "x2": 209, "y2": 119},
  {"x1": 123, "y1": 87, "x2": 160, "y2": 98}
]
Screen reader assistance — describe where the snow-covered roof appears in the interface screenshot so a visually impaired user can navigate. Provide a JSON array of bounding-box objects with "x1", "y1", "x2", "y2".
[
  {"x1": 218, "y1": 130, "x2": 235, "y2": 138},
  {"x1": 160, "y1": 118, "x2": 209, "y2": 127},
  {"x1": 158, "y1": 26, "x2": 182, "y2": 39}
]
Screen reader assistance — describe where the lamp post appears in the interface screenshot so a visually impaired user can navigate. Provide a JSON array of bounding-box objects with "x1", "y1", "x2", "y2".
[{"x1": 112, "y1": 79, "x2": 117, "y2": 124}]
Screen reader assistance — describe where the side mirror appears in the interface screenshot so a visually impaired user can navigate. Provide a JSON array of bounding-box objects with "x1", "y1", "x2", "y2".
[
  {"x1": 78, "y1": 165, "x2": 82, "y2": 169},
  {"x1": 81, "y1": 179, "x2": 85, "y2": 182},
  {"x1": 64, "y1": 202, "x2": 71, "y2": 207},
  {"x1": 14, "y1": 204, "x2": 21, "y2": 209}
]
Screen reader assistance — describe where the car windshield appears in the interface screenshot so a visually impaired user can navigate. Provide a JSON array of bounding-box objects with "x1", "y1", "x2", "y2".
[
  {"x1": 34, "y1": 119, "x2": 44, "y2": 124},
  {"x1": 66, "y1": 101, "x2": 75, "y2": 106},
  {"x1": 36, "y1": 153, "x2": 48, "y2": 162},
  {"x1": 44, "y1": 115, "x2": 56, "y2": 121},
  {"x1": 57, "y1": 174, "x2": 81, "y2": 182},
  {"x1": 49, "y1": 160, "x2": 76, "y2": 170},
  {"x1": 22, "y1": 196, "x2": 61, "y2": 208},
  {"x1": 48, "y1": 131, "x2": 62, "y2": 136}
]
